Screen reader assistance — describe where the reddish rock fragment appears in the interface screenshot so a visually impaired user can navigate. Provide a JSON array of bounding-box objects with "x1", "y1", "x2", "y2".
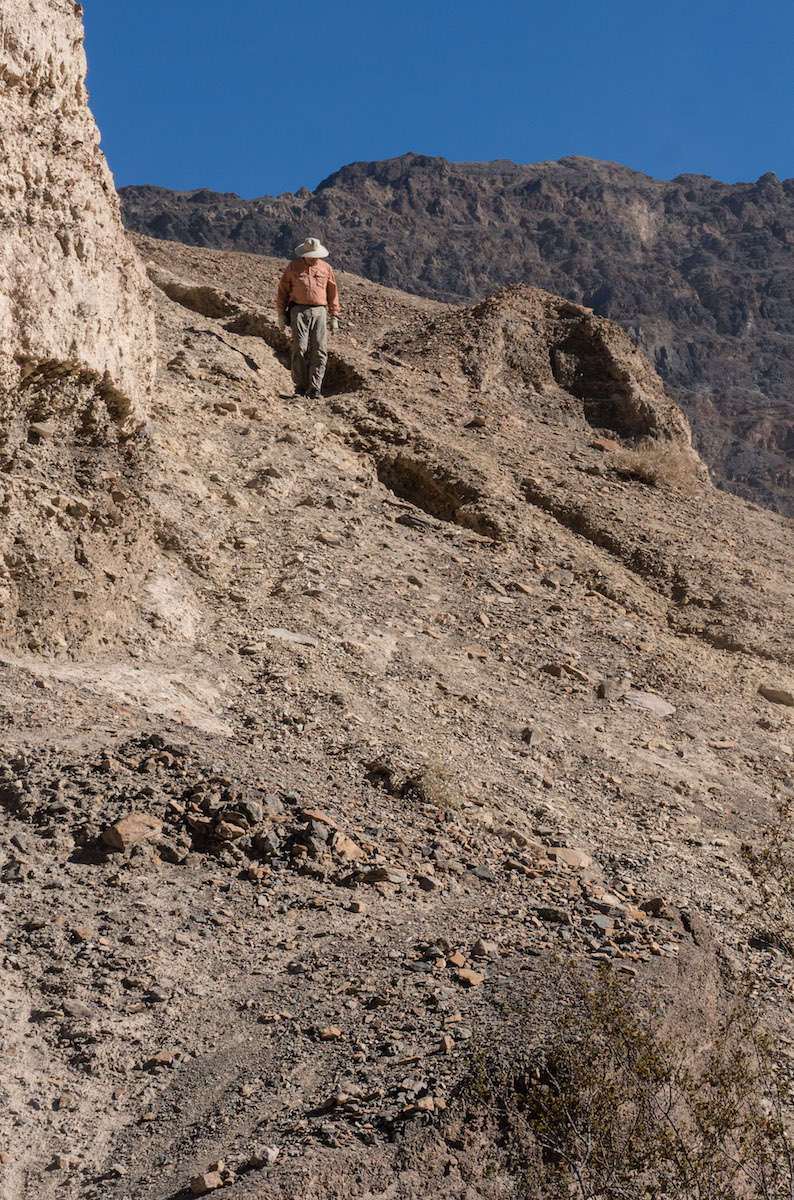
[
  {"x1": 300, "y1": 806, "x2": 338, "y2": 828},
  {"x1": 102, "y1": 812, "x2": 162, "y2": 852},
  {"x1": 190, "y1": 1172, "x2": 223, "y2": 1195}
]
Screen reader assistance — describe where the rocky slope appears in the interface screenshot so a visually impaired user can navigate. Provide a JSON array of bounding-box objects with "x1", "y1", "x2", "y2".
[
  {"x1": 119, "y1": 154, "x2": 794, "y2": 513},
  {"x1": 2, "y1": 232, "x2": 794, "y2": 1199},
  {"x1": 1, "y1": 0, "x2": 154, "y2": 434}
]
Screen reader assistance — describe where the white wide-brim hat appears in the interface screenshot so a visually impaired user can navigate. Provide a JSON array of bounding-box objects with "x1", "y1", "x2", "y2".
[{"x1": 294, "y1": 237, "x2": 329, "y2": 259}]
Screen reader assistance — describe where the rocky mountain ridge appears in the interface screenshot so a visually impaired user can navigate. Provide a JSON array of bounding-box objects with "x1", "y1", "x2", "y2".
[{"x1": 119, "y1": 153, "x2": 794, "y2": 514}]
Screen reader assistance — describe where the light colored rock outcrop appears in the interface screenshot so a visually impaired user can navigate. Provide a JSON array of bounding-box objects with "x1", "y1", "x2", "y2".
[{"x1": 0, "y1": 0, "x2": 154, "y2": 431}]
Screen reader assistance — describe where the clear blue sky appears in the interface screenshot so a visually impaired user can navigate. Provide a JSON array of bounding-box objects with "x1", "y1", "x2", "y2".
[{"x1": 83, "y1": 0, "x2": 794, "y2": 197}]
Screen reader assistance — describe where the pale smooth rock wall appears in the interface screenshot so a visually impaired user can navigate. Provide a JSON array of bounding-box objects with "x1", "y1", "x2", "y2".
[{"x1": 0, "y1": 0, "x2": 155, "y2": 429}]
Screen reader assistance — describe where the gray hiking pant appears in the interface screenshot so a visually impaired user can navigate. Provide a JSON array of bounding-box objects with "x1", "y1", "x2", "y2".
[{"x1": 290, "y1": 304, "x2": 328, "y2": 394}]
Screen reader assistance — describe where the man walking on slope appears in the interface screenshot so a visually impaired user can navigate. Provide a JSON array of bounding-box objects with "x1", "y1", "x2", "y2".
[{"x1": 276, "y1": 237, "x2": 340, "y2": 400}]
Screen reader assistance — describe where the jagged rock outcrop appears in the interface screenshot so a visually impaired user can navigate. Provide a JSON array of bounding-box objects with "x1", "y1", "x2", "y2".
[
  {"x1": 383, "y1": 285, "x2": 694, "y2": 448},
  {"x1": 0, "y1": 0, "x2": 155, "y2": 434},
  {"x1": 119, "y1": 153, "x2": 794, "y2": 512}
]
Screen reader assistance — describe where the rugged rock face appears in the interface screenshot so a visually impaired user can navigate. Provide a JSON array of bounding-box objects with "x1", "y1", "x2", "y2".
[
  {"x1": 119, "y1": 153, "x2": 794, "y2": 512},
  {"x1": 0, "y1": 0, "x2": 155, "y2": 434},
  {"x1": 382, "y1": 285, "x2": 694, "y2": 448}
]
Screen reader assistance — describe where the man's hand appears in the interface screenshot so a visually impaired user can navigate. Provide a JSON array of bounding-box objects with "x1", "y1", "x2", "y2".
[
  {"x1": 330, "y1": 316, "x2": 339, "y2": 333},
  {"x1": 277, "y1": 315, "x2": 286, "y2": 330}
]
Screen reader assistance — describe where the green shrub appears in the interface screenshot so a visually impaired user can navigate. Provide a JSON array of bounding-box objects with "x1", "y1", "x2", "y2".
[
  {"x1": 472, "y1": 966, "x2": 793, "y2": 1199},
  {"x1": 741, "y1": 797, "x2": 794, "y2": 951}
]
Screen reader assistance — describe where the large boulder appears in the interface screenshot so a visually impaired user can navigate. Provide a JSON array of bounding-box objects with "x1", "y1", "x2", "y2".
[{"x1": 0, "y1": 0, "x2": 155, "y2": 433}]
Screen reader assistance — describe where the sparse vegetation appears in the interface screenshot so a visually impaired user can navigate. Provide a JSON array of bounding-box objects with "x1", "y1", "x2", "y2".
[
  {"x1": 472, "y1": 966, "x2": 794, "y2": 1199},
  {"x1": 409, "y1": 757, "x2": 466, "y2": 810},
  {"x1": 615, "y1": 439, "x2": 700, "y2": 492},
  {"x1": 741, "y1": 796, "x2": 794, "y2": 951}
]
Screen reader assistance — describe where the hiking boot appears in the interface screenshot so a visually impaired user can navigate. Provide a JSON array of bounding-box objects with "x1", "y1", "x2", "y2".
[
  {"x1": 292, "y1": 387, "x2": 307, "y2": 398},
  {"x1": 308, "y1": 388, "x2": 322, "y2": 400}
]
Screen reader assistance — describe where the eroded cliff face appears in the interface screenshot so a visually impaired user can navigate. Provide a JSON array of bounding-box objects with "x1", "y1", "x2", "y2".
[{"x1": 0, "y1": 0, "x2": 154, "y2": 434}]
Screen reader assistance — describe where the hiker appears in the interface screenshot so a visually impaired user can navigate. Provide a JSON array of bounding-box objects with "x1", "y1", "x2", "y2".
[{"x1": 276, "y1": 237, "x2": 340, "y2": 399}]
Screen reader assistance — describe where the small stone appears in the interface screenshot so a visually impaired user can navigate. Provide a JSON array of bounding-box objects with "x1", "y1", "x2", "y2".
[
  {"x1": 521, "y1": 727, "x2": 541, "y2": 746},
  {"x1": 190, "y1": 1172, "x2": 224, "y2": 1195},
  {"x1": 759, "y1": 685, "x2": 794, "y2": 707},
  {"x1": 623, "y1": 690, "x2": 675, "y2": 718},
  {"x1": 547, "y1": 847, "x2": 593, "y2": 870},
  {"x1": 145, "y1": 1050, "x2": 175, "y2": 1069},
  {"x1": 249, "y1": 1146, "x2": 280, "y2": 1168},
  {"x1": 361, "y1": 866, "x2": 408, "y2": 885},
  {"x1": 320, "y1": 1026, "x2": 342, "y2": 1040},
  {"x1": 331, "y1": 832, "x2": 364, "y2": 860},
  {"x1": 471, "y1": 938, "x2": 499, "y2": 958},
  {"x1": 62, "y1": 999, "x2": 91, "y2": 1019},
  {"x1": 416, "y1": 1096, "x2": 435, "y2": 1111},
  {"x1": 457, "y1": 969, "x2": 485, "y2": 988},
  {"x1": 448, "y1": 951, "x2": 466, "y2": 968},
  {"x1": 536, "y1": 906, "x2": 572, "y2": 925},
  {"x1": 30, "y1": 421, "x2": 56, "y2": 439},
  {"x1": 439, "y1": 1034, "x2": 455, "y2": 1053},
  {"x1": 598, "y1": 678, "x2": 631, "y2": 701},
  {"x1": 300, "y1": 806, "x2": 337, "y2": 828},
  {"x1": 316, "y1": 531, "x2": 344, "y2": 547},
  {"x1": 243, "y1": 627, "x2": 319, "y2": 650},
  {"x1": 71, "y1": 926, "x2": 94, "y2": 943},
  {"x1": 348, "y1": 900, "x2": 367, "y2": 914},
  {"x1": 146, "y1": 986, "x2": 171, "y2": 1004},
  {"x1": 234, "y1": 799, "x2": 263, "y2": 825},
  {"x1": 214, "y1": 820, "x2": 245, "y2": 841},
  {"x1": 102, "y1": 813, "x2": 163, "y2": 852}
]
